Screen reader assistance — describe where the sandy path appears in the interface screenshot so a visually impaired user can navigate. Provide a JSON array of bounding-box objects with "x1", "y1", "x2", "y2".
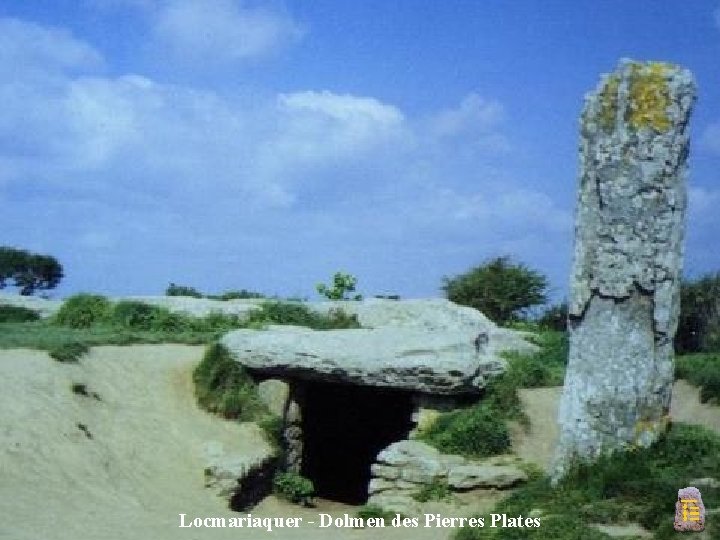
[
  {"x1": 510, "y1": 381, "x2": 720, "y2": 470},
  {"x1": 0, "y1": 346, "x2": 453, "y2": 540}
]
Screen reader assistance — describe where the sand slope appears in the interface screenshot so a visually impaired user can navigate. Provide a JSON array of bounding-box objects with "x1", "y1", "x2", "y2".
[
  {"x1": 0, "y1": 346, "x2": 451, "y2": 540},
  {"x1": 2, "y1": 345, "x2": 719, "y2": 540}
]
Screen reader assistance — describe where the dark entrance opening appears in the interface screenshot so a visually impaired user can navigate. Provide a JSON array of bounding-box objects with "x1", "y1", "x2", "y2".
[{"x1": 300, "y1": 381, "x2": 414, "y2": 505}]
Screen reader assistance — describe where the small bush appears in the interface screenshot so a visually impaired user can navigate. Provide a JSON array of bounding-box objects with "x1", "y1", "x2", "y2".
[
  {"x1": 536, "y1": 302, "x2": 567, "y2": 331},
  {"x1": 412, "y1": 478, "x2": 452, "y2": 502},
  {"x1": 356, "y1": 504, "x2": 396, "y2": 522},
  {"x1": 247, "y1": 301, "x2": 360, "y2": 330},
  {"x1": 442, "y1": 256, "x2": 548, "y2": 325},
  {"x1": 207, "y1": 289, "x2": 265, "y2": 300},
  {"x1": 193, "y1": 343, "x2": 266, "y2": 420},
  {"x1": 316, "y1": 271, "x2": 362, "y2": 300},
  {"x1": 49, "y1": 341, "x2": 89, "y2": 363},
  {"x1": 676, "y1": 273, "x2": 720, "y2": 354},
  {"x1": 676, "y1": 353, "x2": 720, "y2": 404},
  {"x1": 0, "y1": 304, "x2": 40, "y2": 323},
  {"x1": 111, "y1": 300, "x2": 161, "y2": 330},
  {"x1": 273, "y1": 472, "x2": 314, "y2": 506},
  {"x1": 165, "y1": 283, "x2": 203, "y2": 298},
  {"x1": 55, "y1": 294, "x2": 112, "y2": 328},
  {"x1": 420, "y1": 403, "x2": 510, "y2": 458}
]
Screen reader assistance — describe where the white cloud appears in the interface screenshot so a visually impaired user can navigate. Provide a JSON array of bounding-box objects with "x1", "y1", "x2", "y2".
[
  {"x1": 0, "y1": 16, "x2": 571, "y2": 297},
  {"x1": 153, "y1": 0, "x2": 304, "y2": 63},
  {"x1": 700, "y1": 121, "x2": 720, "y2": 154},
  {"x1": 0, "y1": 17, "x2": 102, "y2": 78},
  {"x1": 429, "y1": 93, "x2": 504, "y2": 137}
]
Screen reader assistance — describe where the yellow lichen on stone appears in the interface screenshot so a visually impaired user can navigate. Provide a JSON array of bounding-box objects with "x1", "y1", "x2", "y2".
[{"x1": 626, "y1": 62, "x2": 672, "y2": 132}]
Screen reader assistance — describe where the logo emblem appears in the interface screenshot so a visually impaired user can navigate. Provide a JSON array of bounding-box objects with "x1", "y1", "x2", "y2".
[{"x1": 674, "y1": 487, "x2": 705, "y2": 532}]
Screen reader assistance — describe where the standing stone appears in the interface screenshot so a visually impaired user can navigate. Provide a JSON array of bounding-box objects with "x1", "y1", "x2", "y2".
[{"x1": 551, "y1": 60, "x2": 696, "y2": 482}]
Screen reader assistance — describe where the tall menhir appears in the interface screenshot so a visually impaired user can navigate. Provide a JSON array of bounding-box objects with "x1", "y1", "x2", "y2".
[{"x1": 551, "y1": 59, "x2": 696, "y2": 482}]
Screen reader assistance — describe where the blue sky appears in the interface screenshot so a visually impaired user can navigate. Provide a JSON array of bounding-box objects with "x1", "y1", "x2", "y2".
[{"x1": 1, "y1": 1, "x2": 720, "y2": 301}]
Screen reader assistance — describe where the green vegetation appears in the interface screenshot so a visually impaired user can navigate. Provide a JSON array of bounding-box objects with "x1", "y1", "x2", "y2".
[
  {"x1": 420, "y1": 330, "x2": 567, "y2": 458},
  {"x1": 356, "y1": 504, "x2": 397, "y2": 522},
  {"x1": 272, "y1": 472, "x2": 315, "y2": 506},
  {"x1": 442, "y1": 256, "x2": 548, "y2": 325},
  {"x1": 192, "y1": 343, "x2": 267, "y2": 420},
  {"x1": 0, "y1": 246, "x2": 63, "y2": 295},
  {"x1": 0, "y1": 294, "x2": 358, "y2": 356},
  {"x1": 676, "y1": 272, "x2": 720, "y2": 354},
  {"x1": 536, "y1": 302, "x2": 567, "y2": 332},
  {"x1": 54, "y1": 294, "x2": 112, "y2": 328},
  {"x1": 165, "y1": 282, "x2": 265, "y2": 300},
  {"x1": 316, "y1": 271, "x2": 362, "y2": 300},
  {"x1": 453, "y1": 423, "x2": 720, "y2": 540},
  {"x1": 49, "y1": 341, "x2": 89, "y2": 363},
  {"x1": 419, "y1": 402, "x2": 511, "y2": 458},
  {"x1": 675, "y1": 353, "x2": 720, "y2": 404},
  {"x1": 0, "y1": 304, "x2": 40, "y2": 323},
  {"x1": 246, "y1": 301, "x2": 359, "y2": 329},
  {"x1": 412, "y1": 478, "x2": 452, "y2": 503}
]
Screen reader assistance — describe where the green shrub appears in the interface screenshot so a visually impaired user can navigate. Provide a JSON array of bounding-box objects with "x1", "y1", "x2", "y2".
[
  {"x1": 207, "y1": 289, "x2": 265, "y2": 300},
  {"x1": 0, "y1": 304, "x2": 40, "y2": 323},
  {"x1": 111, "y1": 300, "x2": 161, "y2": 330},
  {"x1": 441, "y1": 256, "x2": 548, "y2": 325},
  {"x1": 165, "y1": 283, "x2": 203, "y2": 298},
  {"x1": 54, "y1": 294, "x2": 112, "y2": 328},
  {"x1": 453, "y1": 423, "x2": 720, "y2": 540},
  {"x1": 247, "y1": 301, "x2": 360, "y2": 330},
  {"x1": 316, "y1": 271, "x2": 362, "y2": 300},
  {"x1": 676, "y1": 353, "x2": 720, "y2": 404},
  {"x1": 356, "y1": 504, "x2": 396, "y2": 522},
  {"x1": 273, "y1": 472, "x2": 314, "y2": 505},
  {"x1": 420, "y1": 403, "x2": 510, "y2": 458},
  {"x1": 193, "y1": 343, "x2": 266, "y2": 420},
  {"x1": 537, "y1": 302, "x2": 567, "y2": 331},
  {"x1": 49, "y1": 341, "x2": 89, "y2": 363},
  {"x1": 676, "y1": 273, "x2": 720, "y2": 354},
  {"x1": 412, "y1": 478, "x2": 452, "y2": 502}
]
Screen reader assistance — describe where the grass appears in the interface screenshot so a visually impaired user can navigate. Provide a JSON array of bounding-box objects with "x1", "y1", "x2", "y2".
[
  {"x1": 419, "y1": 402, "x2": 511, "y2": 458},
  {"x1": 192, "y1": 343, "x2": 268, "y2": 421},
  {"x1": 0, "y1": 295, "x2": 360, "y2": 356},
  {"x1": 675, "y1": 353, "x2": 720, "y2": 404},
  {"x1": 412, "y1": 478, "x2": 452, "y2": 503},
  {"x1": 453, "y1": 423, "x2": 720, "y2": 540},
  {"x1": 49, "y1": 341, "x2": 89, "y2": 363},
  {"x1": 419, "y1": 330, "x2": 568, "y2": 458},
  {"x1": 0, "y1": 304, "x2": 40, "y2": 323}
]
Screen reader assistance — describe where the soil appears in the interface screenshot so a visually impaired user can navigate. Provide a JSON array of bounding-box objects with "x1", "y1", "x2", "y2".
[{"x1": 1, "y1": 345, "x2": 718, "y2": 540}]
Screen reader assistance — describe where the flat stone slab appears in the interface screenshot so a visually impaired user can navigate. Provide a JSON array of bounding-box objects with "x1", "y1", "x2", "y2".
[{"x1": 221, "y1": 325, "x2": 505, "y2": 394}]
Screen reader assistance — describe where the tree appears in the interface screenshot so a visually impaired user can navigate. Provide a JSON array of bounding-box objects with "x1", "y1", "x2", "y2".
[
  {"x1": 675, "y1": 273, "x2": 720, "y2": 354},
  {"x1": 441, "y1": 256, "x2": 548, "y2": 324},
  {"x1": 316, "y1": 271, "x2": 362, "y2": 301},
  {"x1": 0, "y1": 247, "x2": 63, "y2": 295}
]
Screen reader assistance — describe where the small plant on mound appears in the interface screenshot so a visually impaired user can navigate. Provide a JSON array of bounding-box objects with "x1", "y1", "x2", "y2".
[
  {"x1": 54, "y1": 294, "x2": 112, "y2": 328},
  {"x1": 420, "y1": 402, "x2": 510, "y2": 458},
  {"x1": 412, "y1": 478, "x2": 452, "y2": 503},
  {"x1": 49, "y1": 341, "x2": 89, "y2": 363},
  {"x1": 675, "y1": 353, "x2": 720, "y2": 404},
  {"x1": 247, "y1": 301, "x2": 360, "y2": 330},
  {"x1": 0, "y1": 304, "x2": 40, "y2": 323},
  {"x1": 316, "y1": 271, "x2": 362, "y2": 301},
  {"x1": 165, "y1": 283, "x2": 203, "y2": 298},
  {"x1": 193, "y1": 343, "x2": 266, "y2": 420},
  {"x1": 273, "y1": 472, "x2": 314, "y2": 506},
  {"x1": 111, "y1": 300, "x2": 161, "y2": 330},
  {"x1": 356, "y1": 504, "x2": 396, "y2": 522}
]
